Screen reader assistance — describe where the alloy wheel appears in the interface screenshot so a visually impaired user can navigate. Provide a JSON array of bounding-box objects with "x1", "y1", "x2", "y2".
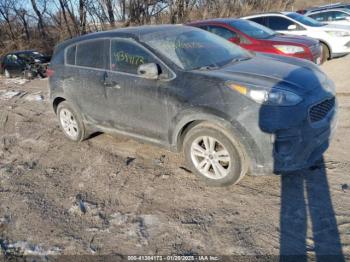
[
  {"x1": 190, "y1": 136, "x2": 231, "y2": 179},
  {"x1": 59, "y1": 108, "x2": 79, "y2": 139}
]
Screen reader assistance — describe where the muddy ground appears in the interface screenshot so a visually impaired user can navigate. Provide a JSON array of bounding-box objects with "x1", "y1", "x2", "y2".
[{"x1": 0, "y1": 56, "x2": 350, "y2": 260}]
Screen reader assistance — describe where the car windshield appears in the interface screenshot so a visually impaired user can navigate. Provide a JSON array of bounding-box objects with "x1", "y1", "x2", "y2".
[
  {"x1": 287, "y1": 12, "x2": 325, "y2": 27},
  {"x1": 141, "y1": 27, "x2": 252, "y2": 71},
  {"x1": 229, "y1": 20, "x2": 276, "y2": 39}
]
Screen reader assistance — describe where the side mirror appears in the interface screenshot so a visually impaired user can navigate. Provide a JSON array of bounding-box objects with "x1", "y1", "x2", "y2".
[
  {"x1": 137, "y1": 63, "x2": 159, "y2": 80},
  {"x1": 287, "y1": 24, "x2": 297, "y2": 31},
  {"x1": 228, "y1": 36, "x2": 240, "y2": 44}
]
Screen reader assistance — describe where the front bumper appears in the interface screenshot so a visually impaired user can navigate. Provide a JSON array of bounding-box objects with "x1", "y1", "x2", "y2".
[
  {"x1": 237, "y1": 95, "x2": 338, "y2": 175},
  {"x1": 272, "y1": 105, "x2": 337, "y2": 173},
  {"x1": 330, "y1": 37, "x2": 350, "y2": 57}
]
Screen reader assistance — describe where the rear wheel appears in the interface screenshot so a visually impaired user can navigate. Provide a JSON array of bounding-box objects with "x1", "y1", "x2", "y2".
[
  {"x1": 321, "y1": 43, "x2": 330, "y2": 63},
  {"x1": 183, "y1": 123, "x2": 248, "y2": 186},
  {"x1": 57, "y1": 101, "x2": 86, "y2": 142}
]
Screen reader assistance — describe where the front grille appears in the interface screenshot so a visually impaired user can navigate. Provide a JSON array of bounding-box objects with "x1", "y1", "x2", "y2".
[{"x1": 309, "y1": 97, "x2": 335, "y2": 123}]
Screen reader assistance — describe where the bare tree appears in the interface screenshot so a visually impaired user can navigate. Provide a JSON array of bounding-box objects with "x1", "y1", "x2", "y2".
[
  {"x1": 79, "y1": 0, "x2": 87, "y2": 34},
  {"x1": 58, "y1": 0, "x2": 73, "y2": 37},
  {"x1": 30, "y1": 0, "x2": 47, "y2": 38},
  {"x1": 103, "y1": 0, "x2": 115, "y2": 27},
  {"x1": 14, "y1": 8, "x2": 31, "y2": 41},
  {"x1": 0, "y1": 0, "x2": 298, "y2": 56},
  {"x1": 0, "y1": 0, "x2": 16, "y2": 42}
]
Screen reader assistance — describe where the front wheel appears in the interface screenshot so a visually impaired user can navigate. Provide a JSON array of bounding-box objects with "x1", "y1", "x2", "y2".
[{"x1": 183, "y1": 123, "x2": 248, "y2": 186}]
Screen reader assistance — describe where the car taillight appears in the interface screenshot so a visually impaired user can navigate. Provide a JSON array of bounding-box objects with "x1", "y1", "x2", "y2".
[{"x1": 46, "y1": 68, "x2": 54, "y2": 77}]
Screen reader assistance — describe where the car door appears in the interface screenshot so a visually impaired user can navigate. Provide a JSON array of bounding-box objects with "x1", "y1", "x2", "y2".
[
  {"x1": 103, "y1": 38, "x2": 174, "y2": 141},
  {"x1": 64, "y1": 39, "x2": 111, "y2": 125},
  {"x1": 266, "y1": 16, "x2": 308, "y2": 36}
]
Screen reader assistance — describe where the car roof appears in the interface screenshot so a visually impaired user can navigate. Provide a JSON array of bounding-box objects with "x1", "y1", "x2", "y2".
[
  {"x1": 306, "y1": 8, "x2": 350, "y2": 15},
  {"x1": 242, "y1": 12, "x2": 289, "y2": 19},
  {"x1": 305, "y1": 2, "x2": 348, "y2": 12},
  {"x1": 55, "y1": 24, "x2": 188, "y2": 51}
]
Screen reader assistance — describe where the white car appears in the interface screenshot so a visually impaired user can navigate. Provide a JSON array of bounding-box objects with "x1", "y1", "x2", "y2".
[
  {"x1": 306, "y1": 9, "x2": 350, "y2": 27},
  {"x1": 242, "y1": 12, "x2": 350, "y2": 61}
]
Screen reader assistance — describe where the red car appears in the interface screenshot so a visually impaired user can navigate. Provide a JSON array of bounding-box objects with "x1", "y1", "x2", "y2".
[{"x1": 187, "y1": 18, "x2": 323, "y2": 64}]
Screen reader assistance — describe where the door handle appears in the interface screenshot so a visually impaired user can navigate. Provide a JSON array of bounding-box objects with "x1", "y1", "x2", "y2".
[
  {"x1": 104, "y1": 80, "x2": 121, "y2": 89},
  {"x1": 108, "y1": 82, "x2": 121, "y2": 89},
  {"x1": 102, "y1": 71, "x2": 121, "y2": 89}
]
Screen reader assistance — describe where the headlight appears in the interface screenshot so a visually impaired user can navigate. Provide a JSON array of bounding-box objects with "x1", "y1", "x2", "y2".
[
  {"x1": 226, "y1": 82, "x2": 302, "y2": 106},
  {"x1": 326, "y1": 31, "x2": 350, "y2": 37},
  {"x1": 273, "y1": 45, "x2": 305, "y2": 54}
]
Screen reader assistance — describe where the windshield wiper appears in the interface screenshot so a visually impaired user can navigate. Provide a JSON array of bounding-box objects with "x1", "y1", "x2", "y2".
[
  {"x1": 222, "y1": 56, "x2": 251, "y2": 67},
  {"x1": 193, "y1": 64, "x2": 220, "y2": 71}
]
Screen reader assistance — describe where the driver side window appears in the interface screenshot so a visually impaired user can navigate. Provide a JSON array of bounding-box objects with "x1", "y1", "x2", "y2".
[{"x1": 110, "y1": 39, "x2": 157, "y2": 75}]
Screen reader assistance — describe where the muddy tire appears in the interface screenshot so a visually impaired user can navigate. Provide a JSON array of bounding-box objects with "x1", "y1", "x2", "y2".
[
  {"x1": 57, "y1": 101, "x2": 86, "y2": 142},
  {"x1": 4, "y1": 69, "x2": 11, "y2": 78},
  {"x1": 183, "y1": 122, "x2": 248, "y2": 186},
  {"x1": 321, "y1": 43, "x2": 330, "y2": 63}
]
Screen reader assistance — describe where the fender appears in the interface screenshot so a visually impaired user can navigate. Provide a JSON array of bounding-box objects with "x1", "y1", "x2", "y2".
[{"x1": 169, "y1": 108, "x2": 266, "y2": 174}]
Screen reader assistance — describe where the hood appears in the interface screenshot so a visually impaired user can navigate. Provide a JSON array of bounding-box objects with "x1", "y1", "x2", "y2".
[
  {"x1": 266, "y1": 34, "x2": 318, "y2": 47},
  {"x1": 322, "y1": 24, "x2": 350, "y2": 31},
  {"x1": 197, "y1": 54, "x2": 328, "y2": 94}
]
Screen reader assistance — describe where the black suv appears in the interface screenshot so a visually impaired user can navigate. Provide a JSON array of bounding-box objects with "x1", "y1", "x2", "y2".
[
  {"x1": 0, "y1": 50, "x2": 50, "y2": 78},
  {"x1": 48, "y1": 25, "x2": 337, "y2": 186}
]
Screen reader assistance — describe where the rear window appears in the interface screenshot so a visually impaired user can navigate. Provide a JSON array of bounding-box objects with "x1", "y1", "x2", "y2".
[
  {"x1": 249, "y1": 17, "x2": 268, "y2": 26},
  {"x1": 76, "y1": 40, "x2": 107, "y2": 69},
  {"x1": 66, "y1": 45, "x2": 76, "y2": 65},
  {"x1": 49, "y1": 45, "x2": 63, "y2": 65},
  {"x1": 267, "y1": 16, "x2": 295, "y2": 30}
]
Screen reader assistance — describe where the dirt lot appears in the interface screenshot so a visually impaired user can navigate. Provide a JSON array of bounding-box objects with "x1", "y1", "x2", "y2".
[{"x1": 0, "y1": 56, "x2": 350, "y2": 260}]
